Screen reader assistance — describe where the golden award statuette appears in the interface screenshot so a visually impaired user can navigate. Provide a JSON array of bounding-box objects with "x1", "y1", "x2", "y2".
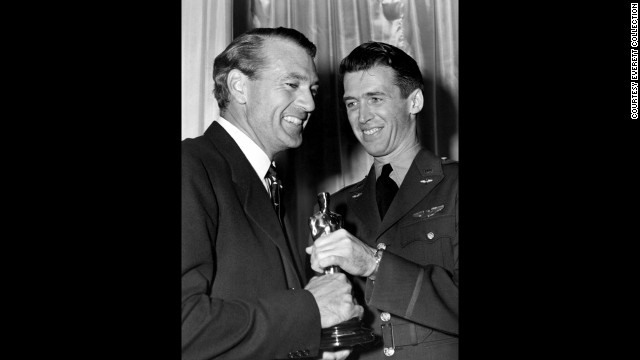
[{"x1": 308, "y1": 192, "x2": 375, "y2": 350}]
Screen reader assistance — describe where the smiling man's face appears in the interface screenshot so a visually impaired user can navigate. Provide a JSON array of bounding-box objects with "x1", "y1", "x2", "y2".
[
  {"x1": 244, "y1": 38, "x2": 319, "y2": 158},
  {"x1": 343, "y1": 65, "x2": 417, "y2": 158}
]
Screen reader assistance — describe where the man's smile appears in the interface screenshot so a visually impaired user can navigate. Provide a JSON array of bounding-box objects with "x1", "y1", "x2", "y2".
[
  {"x1": 362, "y1": 127, "x2": 382, "y2": 136},
  {"x1": 283, "y1": 115, "x2": 304, "y2": 126}
]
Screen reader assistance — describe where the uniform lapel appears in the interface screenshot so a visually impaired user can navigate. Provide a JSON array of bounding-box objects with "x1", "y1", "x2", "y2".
[
  {"x1": 206, "y1": 123, "x2": 302, "y2": 288},
  {"x1": 348, "y1": 165, "x2": 381, "y2": 247},
  {"x1": 377, "y1": 150, "x2": 444, "y2": 244}
]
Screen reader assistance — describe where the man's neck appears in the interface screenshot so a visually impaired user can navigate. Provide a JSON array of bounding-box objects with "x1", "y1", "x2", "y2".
[
  {"x1": 373, "y1": 137, "x2": 421, "y2": 165},
  {"x1": 221, "y1": 109, "x2": 276, "y2": 160}
]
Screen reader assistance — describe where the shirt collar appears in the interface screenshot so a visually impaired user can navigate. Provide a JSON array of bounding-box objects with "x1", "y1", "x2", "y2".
[
  {"x1": 373, "y1": 142, "x2": 422, "y2": 187},
  {"x1": 216, "y1": 117, "x2": 272, "y2": 190}
]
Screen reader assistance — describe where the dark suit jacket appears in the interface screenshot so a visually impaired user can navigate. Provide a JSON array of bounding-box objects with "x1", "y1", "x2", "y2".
[
  {"x1": 329, "y1": 149, "x2": 458, "y2": 360},
  {"x1": 182, "y1": 122, "x2": 321, "y2": 359}
]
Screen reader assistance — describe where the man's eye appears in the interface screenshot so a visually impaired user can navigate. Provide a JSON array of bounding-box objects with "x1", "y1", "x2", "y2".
[
  {"x1": 286, "y1": 83, "x2": 299, "y2": 89},
  {"x1": 370, "y1": 97, "x2": 382, "y2": 103},
  {"x1": 345, "y1": 101, "x2": 357, "y2": 109}
]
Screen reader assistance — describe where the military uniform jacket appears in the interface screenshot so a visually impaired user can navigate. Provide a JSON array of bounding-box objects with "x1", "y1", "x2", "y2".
[
  {"x1": 329, "y1": 149, "x2": 458, "y2": 359},
  {"x1": 182, "y1": 122, "x2": 321, "y2": 360}
]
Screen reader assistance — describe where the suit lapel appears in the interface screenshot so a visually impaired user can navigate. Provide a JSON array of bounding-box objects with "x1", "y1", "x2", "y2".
[
  {"x1": 283, "y1": 213, "x2": 305, "y2": 283},
  {"x1": 377, "y1": 150, "x2": 444, "y2": 244},
  {"x1": 206, "y1": 123, "x2": 302, "y2": 288},
  {"x1": 239, "y1": 182, "x2": 303, "y2": 288}
]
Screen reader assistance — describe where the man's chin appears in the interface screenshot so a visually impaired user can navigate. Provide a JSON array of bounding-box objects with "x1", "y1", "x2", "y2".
[
  {"x1": 360, "y1": 143, "x2": 386, "y2": 157},
  {"x1": 282, "y1": 134, "x2": 303, "y2": 149}
]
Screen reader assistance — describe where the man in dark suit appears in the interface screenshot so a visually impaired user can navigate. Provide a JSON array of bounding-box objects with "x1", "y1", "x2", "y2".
[
  {"x1": 306, "y1": 42, "x2": 458, "y2": 359},
  {"x1": 182, "y1": 27, "x2": 362, "y2": 360}
]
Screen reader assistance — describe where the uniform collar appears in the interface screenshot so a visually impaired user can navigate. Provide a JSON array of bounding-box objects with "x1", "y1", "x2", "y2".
[{"x1": 373, "y1": 142, "x2": 422, "y2": 186}]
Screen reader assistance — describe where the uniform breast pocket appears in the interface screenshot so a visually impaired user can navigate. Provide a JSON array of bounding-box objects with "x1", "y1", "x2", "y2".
[{"x1": 395, "y1": 215, "x2": 456, "y2": 269}]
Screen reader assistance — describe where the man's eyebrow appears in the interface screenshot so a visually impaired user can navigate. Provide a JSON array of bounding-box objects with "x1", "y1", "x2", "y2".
[
  {"x1": 343, "y1": 91, "x2": 386, "y2": 101},
  {"x1": 282, "y1": 73, "x2": 320, "y2": 85}
]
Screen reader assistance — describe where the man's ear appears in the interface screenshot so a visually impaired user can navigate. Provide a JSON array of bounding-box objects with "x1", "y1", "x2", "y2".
[
  {"x1": 408, "y1": 88, "x2": 424, "y2": 115},
  {"x1": 227, "y1": 69, "x2": 248, "y2": 105}
]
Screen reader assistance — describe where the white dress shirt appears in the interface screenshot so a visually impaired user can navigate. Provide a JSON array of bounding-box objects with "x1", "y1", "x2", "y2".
[{"x1": 216, "y1": 117, "x2": 273, "y2": 194}]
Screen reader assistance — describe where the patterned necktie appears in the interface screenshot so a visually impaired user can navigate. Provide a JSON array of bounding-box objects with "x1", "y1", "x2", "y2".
[
  {"x1": 266, "y1": 164, "x2": 283, "y2": 226},
  {"x1": 267, "y1": 164, "x2": 298, "y2": 269},
  {"x1": 376, "y1": 163, "x2": 398, "y2": 219}
]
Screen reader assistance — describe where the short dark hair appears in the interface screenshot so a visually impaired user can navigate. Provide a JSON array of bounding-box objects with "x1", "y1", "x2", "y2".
[
  {"x1": 213, "y1": 27, "x2": 317, "y2": 111},
  {"x1": 339, "y1": 41, "x2": 423, "y2": 98}
]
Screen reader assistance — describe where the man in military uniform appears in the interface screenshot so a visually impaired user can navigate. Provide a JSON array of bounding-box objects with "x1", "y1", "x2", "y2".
[{"x1": 306, "y1": 42, "x2": 458, "y2": 359}]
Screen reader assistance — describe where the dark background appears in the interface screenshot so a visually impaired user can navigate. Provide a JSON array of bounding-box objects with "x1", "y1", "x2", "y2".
[{"x1": 6, "y1": 2, "x2": 633, "y2": 358}]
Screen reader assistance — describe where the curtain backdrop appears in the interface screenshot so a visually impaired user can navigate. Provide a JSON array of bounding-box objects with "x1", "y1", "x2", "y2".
[{"x1": 182, "y1": 0, "x2": 458, "y2": 244}]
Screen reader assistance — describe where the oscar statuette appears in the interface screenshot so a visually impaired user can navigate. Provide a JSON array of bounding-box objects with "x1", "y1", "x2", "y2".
[{"x1": 308, "y1": 192, "x2": 375, "y2": 350}]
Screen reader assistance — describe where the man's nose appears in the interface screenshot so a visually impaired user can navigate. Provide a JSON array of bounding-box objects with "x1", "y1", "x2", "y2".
[
  {"x1": 358, "y1": 103, "x2": 373, "y2": 123},
  {"x1": 297, "y1": 88, "x2": 316, "y2": 113}
]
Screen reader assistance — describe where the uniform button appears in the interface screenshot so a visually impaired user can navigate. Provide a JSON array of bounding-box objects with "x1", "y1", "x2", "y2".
[
  {"x1": 384, "y1": 347, "x2": 395, "y2": 356},
  {"x1": 427, "y1": 232, "x2": 435, "y2": 240},
  {"x1": 380, "y1": 312, "x2": 391, "y2": 322}
]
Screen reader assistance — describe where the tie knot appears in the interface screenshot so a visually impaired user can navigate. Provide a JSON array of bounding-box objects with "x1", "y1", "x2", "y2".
[
  {"x1": 380, "y1": 163, "x2": 393, "y2": 178},
  {"x1": 266, "y1": 165, "x2": 278, "y2": 181}
]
